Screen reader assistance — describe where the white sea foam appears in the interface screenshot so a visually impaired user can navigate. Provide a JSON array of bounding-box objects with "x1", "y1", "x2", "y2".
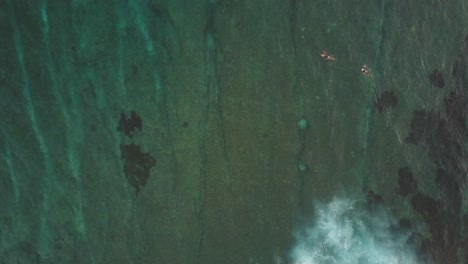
[{"x1": 290, "y1": 197, "x2": 421, "y2": 264}]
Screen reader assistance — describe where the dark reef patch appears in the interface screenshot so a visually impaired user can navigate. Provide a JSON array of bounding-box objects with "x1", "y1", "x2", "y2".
[
  {"x1": 395, "y1": 167, "x2": 417, "y2": 197},
  {"x1": 444, "y1": 90, "x2": 468, "y2": 140},
  {"x1": 398, "y1": 218, "x2": 412, "y2": 230},
  {"x1": 429, "y1": 69, "x2": 445, "y2": 88},
  {"x1": 405, "y1": 110, "x2": 463, "y2": 170},
  {"x1": 410, "y1": 193, "x2": 443, "y2": 240},
  {"x1": 374, "y1": 90, "x2": 398, "y2": 112},
  {"x1": 117, "y1": 111, "x2": 142, "y2": 138},
  {"x1": 120, "y1": 143, "x2": 156, "y2": 195},
  {"x1": 365, "y1": 190, "x2": 384, "y2": 212},
  {"x1": 402, "y1": 35, "x2": 468, "y2": 263}
]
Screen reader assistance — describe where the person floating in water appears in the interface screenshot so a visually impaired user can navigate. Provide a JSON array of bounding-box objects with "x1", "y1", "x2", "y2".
[
  {"x1": 361, "y1": 64, "x2": 372, "y2": 78},
  {"x1": 320, "y1": 51, "x2": 336, "y2": 61}
]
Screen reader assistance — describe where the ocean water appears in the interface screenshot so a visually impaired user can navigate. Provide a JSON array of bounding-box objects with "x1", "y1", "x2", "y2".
[{"x1": 0, "y1": 0, "x2": 467, "y2": 263}]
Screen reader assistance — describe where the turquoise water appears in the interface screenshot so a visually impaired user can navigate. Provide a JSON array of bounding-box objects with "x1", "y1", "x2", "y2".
[{"x1": 0, "y1": 0, "x2": 467, "y2": 263}]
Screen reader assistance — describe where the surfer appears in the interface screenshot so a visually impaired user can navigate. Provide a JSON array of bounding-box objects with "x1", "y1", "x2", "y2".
[
  {"x1": 361, "y1": 64, "x2": 372, "y2": 78},
  {"x1": 320, "y1": 51, "x2": 336, "y2": 61}
]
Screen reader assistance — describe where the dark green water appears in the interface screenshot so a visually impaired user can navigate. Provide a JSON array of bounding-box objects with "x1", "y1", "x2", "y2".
[{"x1": 0, "y1": 0, "x2": 467, "y2": 263}]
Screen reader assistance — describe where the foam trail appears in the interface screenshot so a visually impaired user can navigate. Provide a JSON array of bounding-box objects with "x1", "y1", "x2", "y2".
[
  {"x1": 40, "y1": 0, "x2": 88, "y2": 237},
  {"x1": 115, "y1": 8, "x2": 128, "y2": 102},
  {"x1": 290, "y1": 197, "x2": 421, "y2": 264},
  {"x1": 7, "y1": 0, "x2": 59, "y2": 258},
  {"x1": 360, "y1": 0, "x2": 388, "y2": 193}
]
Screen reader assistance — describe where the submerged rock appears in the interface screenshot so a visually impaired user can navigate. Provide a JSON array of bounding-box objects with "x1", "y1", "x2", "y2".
[
  {"x1": 374, "y1": 90, "x2": 398, "y2": 112},
  {"x1": 120, "y1": 143, "x2": 156, "y2": 195},
  {"x1": 429, "y1": 69, "x2": 445, "y2": 88},
  {"x1": 396, "y1": 167, "x2": 418, "y2": 197},
  {"x1": 117, "y1": 111, "x2": 142, "y2": 138}
]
